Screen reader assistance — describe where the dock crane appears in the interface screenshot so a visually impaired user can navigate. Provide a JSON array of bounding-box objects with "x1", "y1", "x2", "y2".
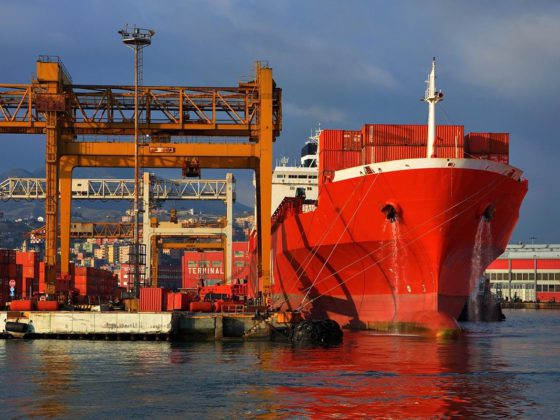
[{"x1": 0, "y1": 56, "x2": 281, "y2": 296}]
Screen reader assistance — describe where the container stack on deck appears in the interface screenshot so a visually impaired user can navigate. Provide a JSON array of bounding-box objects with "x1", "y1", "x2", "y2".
[
  {"x1": 318, "y1": 125, "x2": 509, "y2": 186},
  {"x1": 464, "y1": 132, "x2": 509, "y2": 163}
]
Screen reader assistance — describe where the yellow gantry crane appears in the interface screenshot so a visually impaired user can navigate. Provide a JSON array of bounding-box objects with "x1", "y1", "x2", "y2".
[{"x1": 0, "y1": 56, "x2": 281, "y2": 296}]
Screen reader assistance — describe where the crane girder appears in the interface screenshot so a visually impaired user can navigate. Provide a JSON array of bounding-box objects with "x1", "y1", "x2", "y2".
[
  {"x1": 0, "y1": 176, "x2": 233, "y2": 201},
  {"x1": 0, "y1": 83, "x2": 282, "y2": 136},
  {"x1": 30, "y1": 222, "x2": 134, "y2": 240}
]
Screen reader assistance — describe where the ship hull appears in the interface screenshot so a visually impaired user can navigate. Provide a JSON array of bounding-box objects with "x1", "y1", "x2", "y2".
[{"x1": 270, "y1": 159, "x2": 527, "y2": 333}]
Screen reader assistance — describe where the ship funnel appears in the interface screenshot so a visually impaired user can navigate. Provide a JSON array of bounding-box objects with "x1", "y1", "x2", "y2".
[
  {"x1": 382, "y1": 204, "x2": 398, "y2": 223},
  {"x1": 482, "y1": 204, "x2": 496, "y2": 222}
]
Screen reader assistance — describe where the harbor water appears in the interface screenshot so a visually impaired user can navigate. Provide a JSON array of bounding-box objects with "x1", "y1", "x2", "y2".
[{"x1": 1, "y1": 309, "x2": 559, "y2": 418}]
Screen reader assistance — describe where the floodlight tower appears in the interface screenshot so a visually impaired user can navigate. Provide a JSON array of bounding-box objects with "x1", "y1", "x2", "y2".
[{"x1": 119, "y1": 25, "x2": 155, "y2": 297}]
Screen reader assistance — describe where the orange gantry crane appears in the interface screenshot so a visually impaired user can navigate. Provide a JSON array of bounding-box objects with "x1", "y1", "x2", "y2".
[{"x1": 0, "y1": 56, "x2": 281, "y2": 296}]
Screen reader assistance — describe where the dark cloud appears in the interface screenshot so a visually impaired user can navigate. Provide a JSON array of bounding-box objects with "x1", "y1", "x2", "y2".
[{"x1": 0, "y1": 0, "x2": 558, "y2": 241}]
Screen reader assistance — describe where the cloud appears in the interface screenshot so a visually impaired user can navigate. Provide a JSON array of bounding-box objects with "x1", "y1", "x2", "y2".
[
  {"x1": 450, "y1": 12, "x2": 560, "y2": 96},
  {"x1": 284, "y1": 102, "x2": 347, "y2": 124}
]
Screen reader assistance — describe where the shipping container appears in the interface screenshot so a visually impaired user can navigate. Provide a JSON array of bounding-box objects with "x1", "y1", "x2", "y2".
[
  {"x1": 342, "y1": 131, "x2": 363, "y2": 151},
  {"x1": 465, "y1": 132, "x2": 509, "y2": 155},
  {"x1": 189, "y1": 301, "x2": 212, "y2": 312},
  {"x1": 342, "y1": 150, "x2": 362, "y2": 168},
  {"x1": 319, "y1": 130, "x2": 344, "y2": 150},
  {"x1": 139, "y1": 287, "x2": 167, "y2": 312},
  {"x1": 166, "y1": 292, "x2": 189, "y2": 311},
  {"x1": 36, "y1": 300, "x2": 59, "y2": 311},
  {"x1": 362, "y1": 124, "x2": 464, "y2": 148},
  {"x1": 435, "y1": 145, "x2": 465, "y2": 159},
  {"x1": 10, "y1": 300, "x2": 33, "y2": 311}
]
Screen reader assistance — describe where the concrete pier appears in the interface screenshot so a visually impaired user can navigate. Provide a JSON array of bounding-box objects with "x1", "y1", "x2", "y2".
[{"x1": 1, "y1": 311, "x2": 278, "y2": 340}]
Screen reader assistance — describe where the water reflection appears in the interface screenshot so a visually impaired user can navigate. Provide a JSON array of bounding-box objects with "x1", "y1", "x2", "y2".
[
  {"x1": 251, "y1": 332, "x2": 529, "y2": 418},
  {"x1": 0, "y1": 311, "x2": 555, "y2": 418}
]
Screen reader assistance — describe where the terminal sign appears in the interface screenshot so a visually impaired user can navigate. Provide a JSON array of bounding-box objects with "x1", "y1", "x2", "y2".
[{"x1": 187, "y1": 267, "x2": 224, "y2": 275}]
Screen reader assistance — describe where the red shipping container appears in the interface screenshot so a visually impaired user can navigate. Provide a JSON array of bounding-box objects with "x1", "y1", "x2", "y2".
[
  {"x1": 465, "y1": 132, "x2": 509, "y2": 155},
  {"x1": 166, "y1": 292, "x2": 189, "y2": 311},
  {"x1": 189, "y1": 301, "x2": 213, "y2": 312},
  {"x1": 435, "y1": 146, "x2": 465, "y2": 159},
  {"x1": 16, "y1": 251, "x2": 39, "y2": 267},
  {"x1": 537, "y1": 292, "x2": 560, "y2": 302},
  {"x1": 139, "y1": 287, "x2": 168, "y2": 312},
  {"x1": 362, "y1": 124, "x2": 464, "y2": 147},
  {"x1": 8, "y1": 263, "x2": 16, "y2": 279},
  {"x1": 319, "y1": 149, "x2": 344, "y2": 172},
  {"x1": 342, "y1": 150, "x2": 362, "y2": 168},
  {"x1": 10, "y1": 300, "x2": 33, "y2": 311},
  {"x1": 319, "y1": 130, "x2": 344, "y2": 150},
  {"x1": 465, "y1": 133, "x2": 490, "y2": 154},
  {"x1": 22, "y1": 278, "x2": 38, "y2": 298},
  {"x1": 342, "y1": 131, "x2": 363, "y2": 151},
  {"x1": 37, "y1": 300, "x2": 59, "y2": 311}
]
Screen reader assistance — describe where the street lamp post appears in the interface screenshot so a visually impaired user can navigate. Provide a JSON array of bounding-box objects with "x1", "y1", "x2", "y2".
[{"x1": 119, "y1": 25, "x2": 155, "y2": 298}]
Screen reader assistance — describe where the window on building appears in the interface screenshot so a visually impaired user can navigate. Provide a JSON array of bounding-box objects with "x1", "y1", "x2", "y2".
[
  {"x1": 555, "y1": 273, "x2": 560, "y2": 281},
  {"x1": 537, "y1": 273, "x2": 543, "y2": 280},
  {"x1": 522, "y1": 273, "x2": 529, "y2": 281},
  {"x1": 536, "y1": 285, "x2": 542, "y2": 292}
]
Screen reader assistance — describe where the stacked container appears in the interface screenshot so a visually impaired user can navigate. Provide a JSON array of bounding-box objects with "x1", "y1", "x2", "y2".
[
  {"x1": 73, "y1": 266, "x2": 118, "y2": 298},
  {"x1": 361, "y1": 124, "x2": 465, "y2": 164},
  {"x1": 0, "y1": 249, "x2": 18, "y2": 306},
  {"x1": 464, "y1": 132, "x2": 509, "y2": 163},
  {"x1": 318, "y1": 130, "x2": 363, "y2": 185},
  {"x1": 16, "y1": 251, "x2": 39, "y2": 298}
]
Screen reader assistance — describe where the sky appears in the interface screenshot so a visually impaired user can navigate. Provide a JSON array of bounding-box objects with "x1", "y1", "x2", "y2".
[{"x1": 0, "y1": 0, "x2": 559, "y2": 243}]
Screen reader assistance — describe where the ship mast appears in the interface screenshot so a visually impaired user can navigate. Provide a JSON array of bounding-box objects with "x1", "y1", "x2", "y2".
[{"x1": 423, "y1": 58, "x2": 444, "y2": 158}]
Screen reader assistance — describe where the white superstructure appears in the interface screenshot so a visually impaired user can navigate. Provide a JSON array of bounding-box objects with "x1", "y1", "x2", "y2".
[{"x1": 271, "y1": 129, "x2": 321, "y2": 215}]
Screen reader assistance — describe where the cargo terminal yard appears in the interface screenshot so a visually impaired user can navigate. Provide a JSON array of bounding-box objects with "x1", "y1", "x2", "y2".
[{"x1": 0, "y1": 44, "x2": 290, "y2": 340}]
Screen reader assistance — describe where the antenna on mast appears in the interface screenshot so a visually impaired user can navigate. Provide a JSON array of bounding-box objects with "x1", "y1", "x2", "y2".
[{"x1": 423, "y1": 57, "x2": 444, "y2": 158}]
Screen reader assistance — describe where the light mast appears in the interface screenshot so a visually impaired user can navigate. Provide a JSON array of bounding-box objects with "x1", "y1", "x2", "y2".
[{"x1": 423, "y1": 58, "x2": 444, "y2": 158}]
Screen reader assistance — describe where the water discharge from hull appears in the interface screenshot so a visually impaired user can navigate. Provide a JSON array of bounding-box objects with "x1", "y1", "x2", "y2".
[
  {"x1": 468, "y1": 218, "x2": 493, "y2": 321},
  {"x1": 389, "y1": 220, "x2": 406, "y2": 322}
]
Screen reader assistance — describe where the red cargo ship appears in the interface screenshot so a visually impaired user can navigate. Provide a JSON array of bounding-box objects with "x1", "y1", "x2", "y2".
[{"x1": 263, "y1": 60, "x2": 528, "y2": 334}]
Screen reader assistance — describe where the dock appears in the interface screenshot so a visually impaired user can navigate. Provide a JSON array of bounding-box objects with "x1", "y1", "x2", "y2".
[
  {"x1": 1, "y1": 311, "x2": 279, "y2": 340},
  {"x1": 501, "y1": 302, "x2": 560, "y2": 310}
]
